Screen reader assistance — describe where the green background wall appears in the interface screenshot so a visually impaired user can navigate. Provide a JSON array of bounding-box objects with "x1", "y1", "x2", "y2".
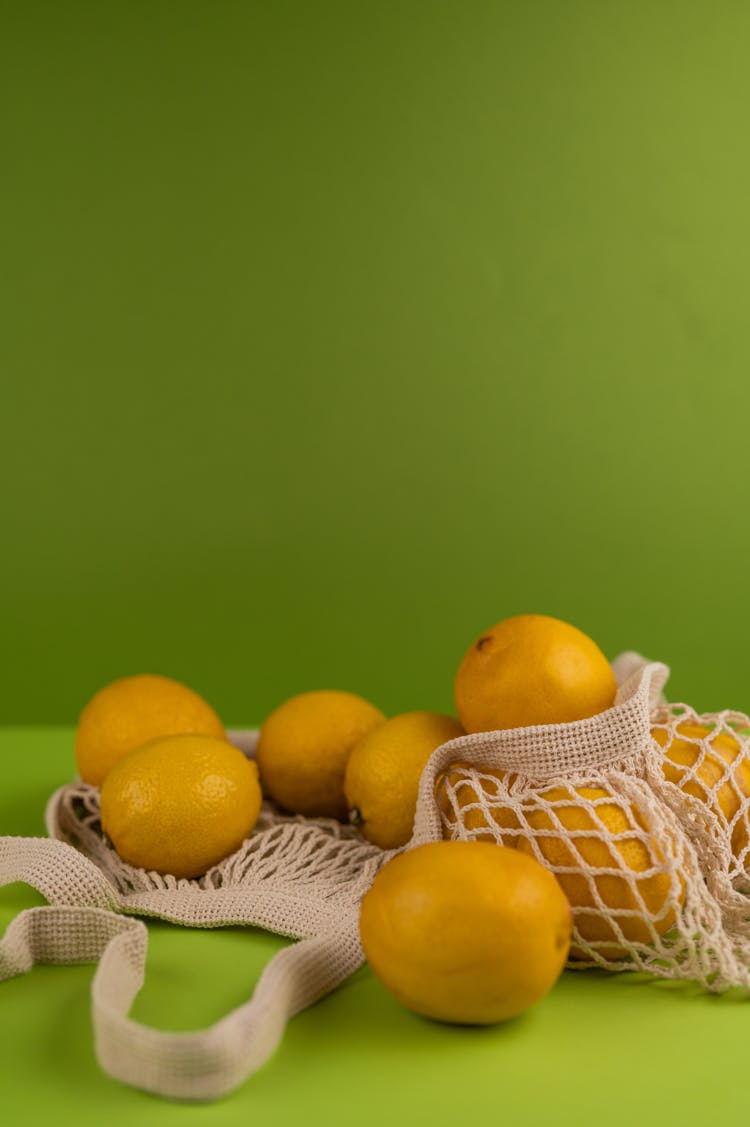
[{"x1": 2, "y1": 1, "x2": 749, "y2": 725}]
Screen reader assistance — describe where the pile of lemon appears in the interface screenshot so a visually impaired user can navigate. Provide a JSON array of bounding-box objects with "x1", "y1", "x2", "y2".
[{"x1": 72, "y1": 613, "x2": 749, "y2": 1028}]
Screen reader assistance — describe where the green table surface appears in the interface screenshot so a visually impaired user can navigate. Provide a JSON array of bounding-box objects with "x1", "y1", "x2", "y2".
[{"x1": 1, "y1": 729, "x2": 748, "y2": 1126}]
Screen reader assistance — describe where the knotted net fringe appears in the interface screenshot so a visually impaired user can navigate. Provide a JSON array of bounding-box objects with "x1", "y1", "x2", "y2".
[{"x1": 2, "y1": 653, "x2": 750, "y2": 1101}]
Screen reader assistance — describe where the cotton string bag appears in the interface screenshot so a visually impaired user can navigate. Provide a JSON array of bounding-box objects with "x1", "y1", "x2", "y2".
[
  {"x1": 1, "y1": 653, "x2": 750, "y2": 1101},
  {"x1": 417, "y1": 653, "x2": 750, "y2": 980}
]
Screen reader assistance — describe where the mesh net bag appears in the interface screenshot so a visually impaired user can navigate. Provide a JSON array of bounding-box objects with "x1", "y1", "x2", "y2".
[
  {"x1": 0, "y1": 731, "x2": 391, "y2": 1101},
  {"x1": 2, "y1": 652, "x2": 750, "y2": 1101},
  {"x1": 649, "y1": 703, "x2": 750, "y2": 895},
  {"x1": 415, "y1": 654, "x2": 750, "y2": 985}
]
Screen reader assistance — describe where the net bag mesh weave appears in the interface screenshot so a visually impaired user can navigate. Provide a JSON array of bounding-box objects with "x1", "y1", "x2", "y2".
[{"x1": 47, "y1": 776, "x2": 386, "y2": 932}]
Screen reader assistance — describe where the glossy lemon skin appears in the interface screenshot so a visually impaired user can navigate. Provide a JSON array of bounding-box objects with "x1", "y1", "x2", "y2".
[
  {"x1": 75, "y1": 673, "x2": 226, "y2": 786},
  {"x1": 454, "y1": 614, "x2": 616, "y2": 733},
  {"x1": 359, "y1": 841, "x2": 571, "y2": 1024},
  {"x1": 345, "y1": 711, "x2": 464, "y2": 848},
  {"x1": 100, "y1": 734, "x2": 261, "y2": 878},
  {"x1": 257, "y1": 690, "x2": 385, "y2": 819}
]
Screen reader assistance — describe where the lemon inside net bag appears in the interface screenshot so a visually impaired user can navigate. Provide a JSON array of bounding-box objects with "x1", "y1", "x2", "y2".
[{"x1": 416, "y1": 654, "x2": 750, "y2": 986}]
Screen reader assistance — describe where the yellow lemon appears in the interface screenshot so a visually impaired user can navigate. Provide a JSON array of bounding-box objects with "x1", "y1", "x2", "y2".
[
  {"x1": 359, "y1": 841, "x2": 571, "y2": 1024},
  {"x1": 75, "y1": 674, "x2": 226, "y2": 786},
  {"x1": 436, "y1": 763, "x2": 521, "y2": 840},
  {"x1": 454, "y1": 614, "x2": 616, "y2": 733},
  {"x1": 100, "y1": 734, "x2": 261, "y2": 879},
  {"x1": 345, "y1": 712, "x2": 464, "y2": 849},
  {"x1": 514, "y1": 784, "x2": 683, "y2": 959},
  {"x1": 256, "y1": 690, "x2": 385, "y2": 819},
  {"x1": 652, "y1": 721, "x2": 750, "y2": 857}
]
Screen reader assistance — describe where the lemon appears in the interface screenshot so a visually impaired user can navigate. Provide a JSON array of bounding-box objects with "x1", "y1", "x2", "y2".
[
  {"x1": 256, "y1": 690, "x2": 385, "y2": 819},
  {"x1": 100, "y1": 734, "x2": 261, "y2": 878},
  {"x1": 75, "y1": 673, "x2": 226, "y2": 786},
  {"x1": 437, "y1": 763, "x2": 521, "y2": 839},
  {"x1": 514, "y1": 784, "x2": 683, "y2": 959},
  {"x1": 359, "y1": 841, "x2": 571, "y2": 1024},
  {"x1": 454, "y1": 614, "x2": 616, "y2": 732},
  {"x1": 345, "y1": 711, "x2": 464, "y2": 848},
  {"x1": 652, "y1": 721, "x2": 750, "y2": 857}
]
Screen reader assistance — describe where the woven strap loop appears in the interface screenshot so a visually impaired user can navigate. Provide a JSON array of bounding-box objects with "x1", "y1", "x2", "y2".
[{"x1": 0, "y1": 832, "x2": 363, "y2": 1100}]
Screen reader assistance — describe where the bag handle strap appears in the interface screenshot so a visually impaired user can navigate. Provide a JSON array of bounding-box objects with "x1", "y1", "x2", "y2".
[{"x1": 0, "y1": 835, "x2": 363, "y2": 1100}]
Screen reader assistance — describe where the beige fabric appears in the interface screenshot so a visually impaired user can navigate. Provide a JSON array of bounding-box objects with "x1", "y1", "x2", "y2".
[{"x1": 1, "y1": 653, "x2": 749, "y2": 1101}]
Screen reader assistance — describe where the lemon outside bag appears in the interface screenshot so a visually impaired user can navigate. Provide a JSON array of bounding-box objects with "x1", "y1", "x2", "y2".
[{"x1": 2, "y1": 653, "x2": 750, "y2": 1102}]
